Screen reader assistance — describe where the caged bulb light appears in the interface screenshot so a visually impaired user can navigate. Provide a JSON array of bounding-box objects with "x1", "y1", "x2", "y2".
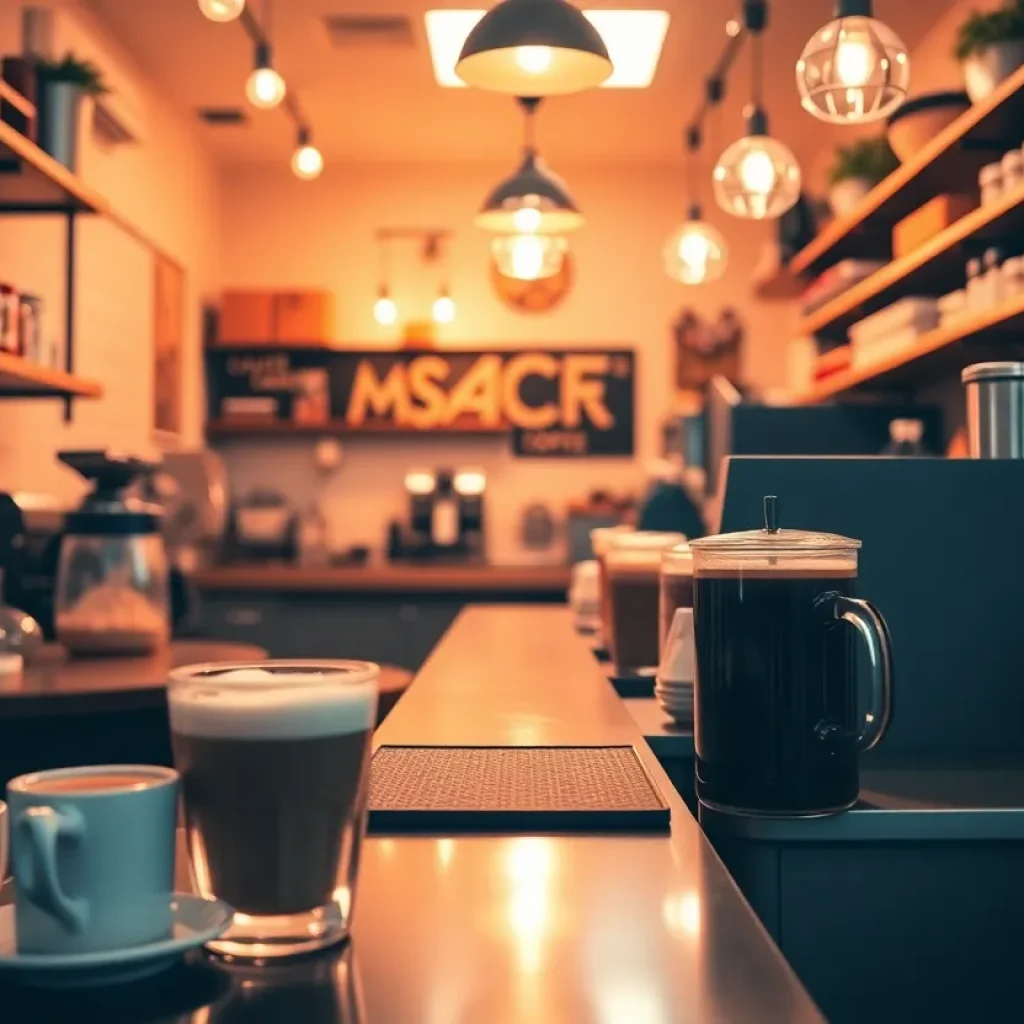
[
  {"x1": 663, "y1": 209, "x2": 728, "y2": 285},
  {"x1": 713, "y1": 110, "x2": 801, "y2": 220},
  {"x1": 796, "y1": 2, "x2": 910, "y2": 125},
  {"x1": 199, "y1": 0, "x2": 245, "y2": 22},
  {"x1": 491, "y1": 234, "x2": 567, "y2": 281}
]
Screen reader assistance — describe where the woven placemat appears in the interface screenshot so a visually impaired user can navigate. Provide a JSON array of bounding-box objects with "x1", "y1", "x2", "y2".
[{"x1": 368, "y1": 745, "x2": 669, "y2": 833}]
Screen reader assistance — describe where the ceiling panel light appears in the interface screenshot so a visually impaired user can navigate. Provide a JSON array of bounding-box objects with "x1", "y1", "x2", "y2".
[{"x1": 425, "y1": 9, "x2": 669, "y2": 89}]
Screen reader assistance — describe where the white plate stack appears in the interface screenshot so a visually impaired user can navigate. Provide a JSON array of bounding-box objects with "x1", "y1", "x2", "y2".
[{"x1": 656, "y1": 607, "x2": 694, "y2": 726}]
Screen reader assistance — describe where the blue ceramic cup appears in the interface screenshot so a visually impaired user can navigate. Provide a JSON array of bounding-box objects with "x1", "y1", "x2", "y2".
[{"x1": 7, "y1": 764, "x2": 178, "y2": 955}]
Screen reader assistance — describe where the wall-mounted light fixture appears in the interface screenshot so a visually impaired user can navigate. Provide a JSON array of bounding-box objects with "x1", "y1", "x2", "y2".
[{"x1": 374, "y1": 229, "x2": 457, "y2": 328}]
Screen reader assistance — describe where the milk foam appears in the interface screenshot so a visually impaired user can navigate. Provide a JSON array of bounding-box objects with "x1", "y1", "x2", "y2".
[{"x1": 168, "y1": 664, "x2": 378, "y2": 740}]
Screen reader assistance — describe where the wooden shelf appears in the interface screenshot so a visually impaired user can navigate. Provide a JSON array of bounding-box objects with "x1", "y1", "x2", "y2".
[
  {"x1": 0, "y1": 81, "x2": 36, "y2": 120},
  {"x1": 791, "y1": 66, "x2": 1024, "y2": 278},
  {"x1": 753, "y1": 265, "x2": 806, "y2": 301},
  {"x1": 207, "y1": 419, "x2": 508, "y2": 438},
  {"x1": 802, "y1": 183, "x2": 1024, "y2": 341},
  {"x1": 0, "y1": 353, "x2": 102, "y2": 397},
  {"x1": 0, "y1": 117, "x2": 105, "y2": 212},
  {"x1": 793, "y1": 293, "x2": 1024, "y2": 404}
]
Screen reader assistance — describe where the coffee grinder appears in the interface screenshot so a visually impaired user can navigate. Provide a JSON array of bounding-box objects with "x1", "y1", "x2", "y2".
[{"x1": 402, "y1": 468, "x2": 485, "y2": 561}]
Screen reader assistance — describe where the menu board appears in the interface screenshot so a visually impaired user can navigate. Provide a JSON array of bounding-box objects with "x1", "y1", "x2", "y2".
[{"x1": 206, "y1": 346, "x2": 635, "y2": 457}]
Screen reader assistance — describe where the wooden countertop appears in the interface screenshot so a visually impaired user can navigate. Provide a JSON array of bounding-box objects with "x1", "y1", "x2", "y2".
[
  {"x1": 0, "y1": 640, "x2": 268, "y2": 718},
  {"x1": 358, "y1": 605, "x2": 822, "y2": 1022},
  {"x1": 193, "y1": 562, "x2": 571, "y2": 595}
]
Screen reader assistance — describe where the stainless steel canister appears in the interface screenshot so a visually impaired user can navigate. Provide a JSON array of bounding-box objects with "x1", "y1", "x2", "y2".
[{"x1": 962, "y1": 362, "x2": 1024, "y2": 458}]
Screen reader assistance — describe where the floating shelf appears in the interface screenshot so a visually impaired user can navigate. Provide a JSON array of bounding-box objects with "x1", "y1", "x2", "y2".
[
  {"x1": 0, "y1": 81, "x2": 36, "y2": 121},
  {"x1": 207, "y1": 419, "x2": 508, "y2": 438},
  {"x1": 0, "y1": 117, "x2": 105, "y2": 213},
  {"x1": 753, "y1": 264, "x2": 806, "y2": 301},
  {"x1": 793, "y1": 293, "x2": 1024, "y2": 404},
  {"x1": 791, "y1": 66, "x2": 1024, "y2": 277},
  {"x1": 801, "y1": 182, "x2": 1024, "y2": 341},
  {"x1": 0, "y1": 353, "x2": 102, "y2": 398}
]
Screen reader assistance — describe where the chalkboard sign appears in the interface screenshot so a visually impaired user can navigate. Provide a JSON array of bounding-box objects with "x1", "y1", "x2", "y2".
[{"x1": 206, "y1": 347, "x2": 635, "y2": 457}]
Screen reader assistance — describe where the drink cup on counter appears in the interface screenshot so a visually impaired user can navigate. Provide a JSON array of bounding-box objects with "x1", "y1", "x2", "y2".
[
  {"x1": 589, "y1": 525, "x2": 634, "y2": 654},
  {"x1": 168, "y1": 660, "x2": 379, "y2": 959},
  {"x1": 569, "y1": 559, "x2": 602, "y2": 643},
  {"x1": 659, "y1": 543, "x2": 694, "y2": 660},
  {"x1": 604, "y1": 531, "x2": 686, "y2": 677}
]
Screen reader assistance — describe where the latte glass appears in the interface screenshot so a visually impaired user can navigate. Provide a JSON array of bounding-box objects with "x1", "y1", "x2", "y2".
[{"x1": 169, "y1": 660, "x2": 379, "y2": 958}]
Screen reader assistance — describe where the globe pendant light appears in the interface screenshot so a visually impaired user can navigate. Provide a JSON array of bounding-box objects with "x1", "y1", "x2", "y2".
[
  {"x1": 797, "y1": 0, "x2": 909, "y2": 124},
  {"x1": 199, "y1": 0, "x2": 245, "y2": 22},
  {"x1": 291, "y1": 127, "x2": 323, "y2": 180},
  {"x1": 456, "y1": 0, "x2": 613, "y2": 96},
  {"x1": 475, "y1": 97, "x2": 585, "y2": 235},
  {"x1": 713, "y1": 4, "x2": 801, "y2": 221},
  {"x1": 246, "y1": 41, "x2": 285, "y2": 109},
  {"x1": 663, "y1": 126, "x2": 728, "y2": 285}
]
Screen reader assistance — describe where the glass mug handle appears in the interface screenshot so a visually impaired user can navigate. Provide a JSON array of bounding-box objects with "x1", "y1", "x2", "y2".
[
  {"x1": 13, "y1": 806, "x2": 89, "y2": 932},
  {"x1": 832, "y1": 595, "x2": 894, "y2": 751}
]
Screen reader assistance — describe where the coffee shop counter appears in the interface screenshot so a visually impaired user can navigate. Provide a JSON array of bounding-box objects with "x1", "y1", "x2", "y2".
[
  {"x1": 354, "y1": 605, "x2": 822, "y2": 1022},
  {"x1": 192, "y1": 563, "x2": 569, "y2": 671}
]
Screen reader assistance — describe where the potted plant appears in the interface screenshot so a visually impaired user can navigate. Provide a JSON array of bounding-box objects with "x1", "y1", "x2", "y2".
[
  {"x1": 34, "y1": 53, "x2": 107, "y2": 170},
  {"x1": 827, "y1": 138, "x2": 898, "y2": 216},
  {"x1": 955, "y1": 1, "x2": 1024, "y2": 103}
]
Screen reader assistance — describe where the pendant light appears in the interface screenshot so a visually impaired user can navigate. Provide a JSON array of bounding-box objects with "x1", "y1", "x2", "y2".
[
  {"x1": 456, "y1": 0, "x2": 612, "y2": 96},
  {"x1": 475, "y1": 98, "x2": 584, "y2": 235},
  {"x1": 797, "y1": 0, "x2": 909, "y2": 124},
  {"x1": 291, "y1": 127, "x2": 323, "y2": 180},
  {"x1": 433, "y1": 237, "x2": 457, "y2": 323},
  {"x1": 199, "y1": 0, "x2": 245, "y2": 22},
  {"x1": 246, "y1": 41, "x2": 286, "y2": 109},
  {"x1": 713, "y1": 3, "x2": 800, "y2": 221},
  {"x1": 374, "y1": 235, "x2": 398, "y2": 326},
  {"x1": 663, "y1": 126, "x2": 728, "y2": 286}
]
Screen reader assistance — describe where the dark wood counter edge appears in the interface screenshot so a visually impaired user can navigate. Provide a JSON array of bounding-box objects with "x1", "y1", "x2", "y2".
[
  {"x1": 192, "y1": 563, "x2": 571, "y2": 595},
  {"x1": 373, "y1": 605, "x2": 824, "y2": 1021}
]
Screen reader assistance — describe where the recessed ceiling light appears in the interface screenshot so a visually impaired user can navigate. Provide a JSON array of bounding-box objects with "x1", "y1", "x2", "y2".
[{"x1": 425, "y1": 9, "x2": 670, "y2": 89}]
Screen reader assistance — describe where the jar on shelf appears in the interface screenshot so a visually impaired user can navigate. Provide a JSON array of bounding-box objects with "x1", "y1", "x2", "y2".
[
  {"x1": 1003, "y1": 256, "x2": 1024, "y2": 299},
  {"x1": 979, "y1": 162, "x2": 1003, "y2": 206},
  {"x1": 1002, "y1": 149, "x2": 1024, "y2": 193}
]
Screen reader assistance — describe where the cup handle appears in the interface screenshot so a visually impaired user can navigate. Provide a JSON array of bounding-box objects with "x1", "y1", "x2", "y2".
[
  {"x1": 832, "y1": 595, "x2": 894, "y2": 752},
  {"x1": 13, "y1": 806, "x2": 89, "y2": 933}
]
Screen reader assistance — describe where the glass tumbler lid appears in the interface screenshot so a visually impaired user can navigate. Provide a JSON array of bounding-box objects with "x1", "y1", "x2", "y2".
[{"x1": 690, "y1": 496, "x2": 860, "y2": 570}]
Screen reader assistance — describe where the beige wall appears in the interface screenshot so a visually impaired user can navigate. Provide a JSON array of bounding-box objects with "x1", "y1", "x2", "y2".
[
  {"x1": 0, "y1": 4, "x2": 218, "y2": 501},
  {"x1": 216, "y1": 161, "x2": 800, "y2": 560}
]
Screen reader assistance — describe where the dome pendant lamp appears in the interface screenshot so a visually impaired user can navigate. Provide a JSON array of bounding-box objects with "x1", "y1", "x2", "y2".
[
  {"x1": 797, "y1": 0, "x2": 909, "y2": 124},
  {"x1": 713, "y1": 2, "x2": 801, "y2": 221},
  {"x1": 475, "y1": 97, "x2": 585, "y2": 235},
  {"x1": 455, "y1": 0, "x2": 613, "y2": 96},
  {"x1": 663, "y1": 126, "x2": 728, "y2": 286}
]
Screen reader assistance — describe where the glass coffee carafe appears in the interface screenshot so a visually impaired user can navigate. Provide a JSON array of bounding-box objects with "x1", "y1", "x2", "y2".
[{"x1": 690, "y1": 496, "x2": 893, "y2": 816}]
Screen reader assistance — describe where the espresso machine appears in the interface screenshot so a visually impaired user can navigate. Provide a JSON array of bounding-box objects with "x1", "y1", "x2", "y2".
[{"x1": 399, "y1": 468, "x2": 485, "y2": 561}]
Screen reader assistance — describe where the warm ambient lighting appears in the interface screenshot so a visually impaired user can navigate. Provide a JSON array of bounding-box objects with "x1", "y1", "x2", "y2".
[
  {"x1": 425, "y1": 9, "x2": 668, "y2": 90},
  {"x1": 374, "y1": 290, "x2": 398, "y2": 326},
  {"x1": 291, "y1": 129, "x2": 323, "y2": 180},
  {"x1": 433, "y1": 290, "x2": 457, "y2": 324},
  {"x1": 198, "y1": 0, "x2": 245, "y2": 22},
  {"x1": 713, "y1": 110, "x2": 801, "y2": 220},
  {"x1": 246, "y1": 43, "x2": 286, "y2": 109},
  {"x1": 796, "y1": 1, "x2": 909, "y2": 124},
  {"x1": 663, "y1": 212, "x2": 728, "y2": 285},
  {"x1": 491, "y1": 234, "x2": 567, "y2": 281}
]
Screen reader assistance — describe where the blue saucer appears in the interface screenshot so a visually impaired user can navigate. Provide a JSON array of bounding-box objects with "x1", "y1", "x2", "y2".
[{"x1": 0, "y1": 894, "x2": 232, "y2": 988}]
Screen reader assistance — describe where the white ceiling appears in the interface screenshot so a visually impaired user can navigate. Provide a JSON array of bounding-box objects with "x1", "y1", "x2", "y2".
[{"x1": 84, "y1": 0, "x2": 953, "y2": 166}]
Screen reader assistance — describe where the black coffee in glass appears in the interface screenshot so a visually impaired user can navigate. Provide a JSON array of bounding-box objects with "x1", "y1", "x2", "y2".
[
  {"x1": 691, "y1": 496, "x2": 894, "y2": 817},
  {"x1": 694, "y1": 568, "x2": 859, "y2": 815}
]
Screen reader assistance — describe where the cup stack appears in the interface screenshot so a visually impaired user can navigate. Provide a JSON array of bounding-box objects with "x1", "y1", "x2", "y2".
[{"x1": 656, "y1": 607, "x2": 695, "y2": 724}]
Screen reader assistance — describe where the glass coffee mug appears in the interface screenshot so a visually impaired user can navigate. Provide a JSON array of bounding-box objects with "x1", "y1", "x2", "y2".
[
  {"x1": 168, "y1": 661, "x2": 379, "y2": 958},
  {"x1": 690, "y1": 497, "x2": 893, "y2": 816}
]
